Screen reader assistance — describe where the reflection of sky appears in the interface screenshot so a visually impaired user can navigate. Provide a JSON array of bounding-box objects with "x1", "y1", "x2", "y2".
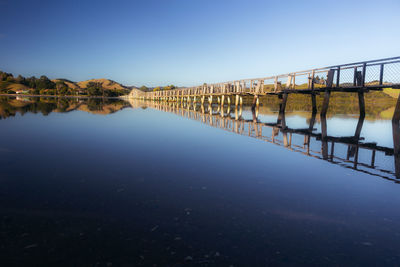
[{"x1": 2, "y1": 105, "x2": 400, "y2": 265}]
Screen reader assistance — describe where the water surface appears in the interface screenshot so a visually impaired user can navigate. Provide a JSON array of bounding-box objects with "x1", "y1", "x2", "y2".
[{"x1": 1, "y1": 96, "x2": 400, "y2": 266}]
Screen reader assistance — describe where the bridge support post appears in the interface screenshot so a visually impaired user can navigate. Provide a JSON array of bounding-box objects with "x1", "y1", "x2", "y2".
[
  {"x1": 252, "y1": 95, "x2": 259, "y2": 111},
  {"x1": 221, "y1": 95, "x2": 225, "y2": 108},
  {"x1": 321, "y1": 115, "x2": 329, "y2": 160},
  {"x1": 227, "y1": 96, "x2": 231, "y2": 106},
  {"x1": 358, "y1": 90, "x2": 365, "y2": 117},
  {"x1": 320, "y1": 90, "x2": 331, "y2": 117},
  {"x1": 311, "y1": 93, "x2": 317, "y2": 113},
  {"x1": 393, "y1": 117, "x2": 400, "y2": 179},
  {"x1": 279, "y1": 93, "x2": 288, "y2": 114},
  {"x1": 391, "y1": 94, "x2": 400, "y2": 178},
  {"x1": 235, "y1": 95, "x2": 239, "y2": 107}
]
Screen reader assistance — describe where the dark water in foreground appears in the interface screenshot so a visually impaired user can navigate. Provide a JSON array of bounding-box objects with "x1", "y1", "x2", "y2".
[{"x1": 1, "y1": 96, "x2": 400, "y2": 266}]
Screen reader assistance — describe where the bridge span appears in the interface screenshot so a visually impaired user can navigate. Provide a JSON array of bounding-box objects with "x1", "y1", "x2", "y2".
[{"x1": 128, "y1": 57, "x2": 400, "y2": 118}]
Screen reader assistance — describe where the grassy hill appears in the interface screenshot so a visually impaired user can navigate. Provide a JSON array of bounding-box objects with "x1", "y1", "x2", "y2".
[
  {"x1": 52, "y1": 79, "x2": 80, "y2": 90},
  {"x1": 0, "y1": 81, "x2": 29, "y2": 92},
  {"x1": 0, "y1": 69, "x2": 130, "y2": 97},
  {"x1": 77, "y1": 79, "x2": 127, "y2": 90}
]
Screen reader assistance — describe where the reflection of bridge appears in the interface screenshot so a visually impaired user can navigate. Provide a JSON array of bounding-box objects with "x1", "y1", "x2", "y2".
[
  {"x1": 129, "y1": 57, "x2": 400, "y2": 118},
  {"x1": 129, "y1": 98, "x2": 400, "y2": 183}
]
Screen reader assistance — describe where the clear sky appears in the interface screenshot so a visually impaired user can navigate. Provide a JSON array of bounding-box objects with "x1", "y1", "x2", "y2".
[{"x1": 0, "y1": 0, "x2": 399, "y2": 87}]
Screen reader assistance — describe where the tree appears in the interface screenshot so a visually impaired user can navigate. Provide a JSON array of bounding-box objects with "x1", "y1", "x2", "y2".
[
  {"x1": 163, "y1": 84, "x2": 176, "y2": 90},
  {"x1": 15, "y1": 75, "x2": 26, "y2": 85},
  {"x1": 56, "y1": 81, "x2": 68, "y2": 95},
  {"x1": 36, "y1": 76, "x2": 55, "y2": 90},
  {"x1": 87, "y1": 82, "x2": 103, "y2": 96},
  {"x1": 153, "y1": 86, "x2": 161, "y2": 92},
  {"x1": 27, "y1": 76, "x2": 37, "y2": 89},
  {"x1": 139, "y1": 86, "x2": 148, "y2": 92}
]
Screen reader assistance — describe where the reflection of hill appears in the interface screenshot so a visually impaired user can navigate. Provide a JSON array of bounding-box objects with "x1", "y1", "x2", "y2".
[{"x1": 0, "y1": 96, "x2": 130, "y2": 119}]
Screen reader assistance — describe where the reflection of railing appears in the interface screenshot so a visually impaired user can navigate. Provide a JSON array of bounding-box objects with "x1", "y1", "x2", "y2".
[
  {"x1": 131, "y1": 57, "x2": 400, "y2": 99},
  {"x1": 129, "y1": 99, "x2": 400, "y2": 183}
]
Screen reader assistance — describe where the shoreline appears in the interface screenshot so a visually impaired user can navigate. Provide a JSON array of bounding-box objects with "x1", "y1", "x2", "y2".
[{"x1": 0, "y1": 94, "x2": 126, "y2": 99}]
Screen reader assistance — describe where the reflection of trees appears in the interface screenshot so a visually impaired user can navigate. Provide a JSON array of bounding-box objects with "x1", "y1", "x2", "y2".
[{"x1": 0, "y1": 96, "x2": 130, "y2": 119}]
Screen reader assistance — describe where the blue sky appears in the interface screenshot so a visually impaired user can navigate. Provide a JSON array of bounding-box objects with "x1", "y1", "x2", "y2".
[{"x1": 0, "y1": 0, "x2": 399, "y2": 87}]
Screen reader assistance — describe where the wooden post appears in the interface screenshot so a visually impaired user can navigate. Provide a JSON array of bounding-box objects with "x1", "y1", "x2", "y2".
[
  {"x1": 371, "y1": 149, "x2": 376, "y2": 167},
  {"x1": 279, "y1": 93, "x2": 288, "y2": 114},
  {"x1": 354, "y1": 115, "x2": 365, "y2": 140},
  {"x1": 252, "y1": 95, "x2": 259, "y2": 111},
  {"x1": 393, "y1": 94, "x2": 400, "y2": 122},
  {"x1": 311, "y1": 93, "x2": 317, "y2": 114},
  {"x1": 336, "y1": 67, "x2": 340, "y2": 87},
  {"x1": 379, "y1": 64, "x2": 384, "y2": 85},
  {"x1": 358, "y1": 91, "x2": 365, "y2": 117},
  {"x1": 321, "y1": 115, "x2": 328, "y2": 160},
  {"x1": 320, "y1": 91, "x2": 331, "y2": 117},
  {"x1": 361, "y1": 62, "x2": 367, "y2": 87},
  {"x1": 393, "y1": 120, "x2": 400, "y2": 178},
  {"x1": 392, "y1": 94, "x2": 400, "y2": 179},
  {"x1": 235, "y1": 94, "x2": 239, "y2": 107}
]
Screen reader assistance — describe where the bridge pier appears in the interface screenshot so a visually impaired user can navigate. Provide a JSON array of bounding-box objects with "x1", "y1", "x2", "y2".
[
  {"x1": 279, "y1": 93, "x2": 288, "y2": 114},
  {"x1": 321, "y1": 115, "x2": 328, "y2": 160},
  {"x1": 321, "y1": 90, "x2": 331, "y2": 117},
  {"x1": 304, "y1": 111, "x2": 317, "y2": 155},
  {"x1": 235, "y1": 95, "x2": 239, "y2": 107},
  {"x1": 393, "y1": 118, "x2": 400, "y2": 178},
  {"x1": 311, "y1": 93, "x2": 317, "y2": 113},
  {"x1": 358, "y1": 91, "x2": 365, "y2": 117},
  {"x1": 252, "y1": 95, "x2": 259, "y2": 111}
]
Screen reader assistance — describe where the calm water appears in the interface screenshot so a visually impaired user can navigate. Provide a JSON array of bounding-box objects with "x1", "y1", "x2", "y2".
[{"x1": 1, "y1": 96, "x2": 400, "y2": 266}]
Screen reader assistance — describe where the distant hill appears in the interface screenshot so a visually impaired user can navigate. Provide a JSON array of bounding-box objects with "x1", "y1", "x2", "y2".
[
  {"x1": 52, "y1": 79, "x2": 80, "y2": 90},
  {"x1": 0, "y1": 70, "x2": 131, "y2": 97},
  {"x1": 77, "y1": 79, "x2": 127, "y2": 90},
  {"x1": 0, "y1": 81, "x2": 30, "y2": 92}
]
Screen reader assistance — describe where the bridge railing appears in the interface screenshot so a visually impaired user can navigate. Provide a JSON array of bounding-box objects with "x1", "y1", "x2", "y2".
[{"x1": 132, "y1": 57, "x2": 400, "y2": 99}]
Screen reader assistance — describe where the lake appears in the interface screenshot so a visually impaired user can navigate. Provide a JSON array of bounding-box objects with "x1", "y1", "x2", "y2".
[{"x1": 1, "y1": 95, "x2": 400, "y2": 266}]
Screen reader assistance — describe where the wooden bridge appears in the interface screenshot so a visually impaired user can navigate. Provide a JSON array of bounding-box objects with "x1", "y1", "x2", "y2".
[
  {"x1": 129, "y1": 99, "x2": 400, "y2": 182},
  {"x1": 129, "y1": 57, "x2": 400, "y2": 118}
]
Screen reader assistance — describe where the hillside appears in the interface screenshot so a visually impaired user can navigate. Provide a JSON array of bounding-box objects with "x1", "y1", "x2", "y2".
[
  {"x1": 52, "y1": 79, "x2": 80, "y2": 90},
  {"x1": 0, "y1": 70, "x2": 130, "y2": 97},
  {"x1": 0, "y1": 81, "x2": 30, "y2": 92},
  {"x1": 77, "y1": 79, "x2": 127, "y2": 90}
]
